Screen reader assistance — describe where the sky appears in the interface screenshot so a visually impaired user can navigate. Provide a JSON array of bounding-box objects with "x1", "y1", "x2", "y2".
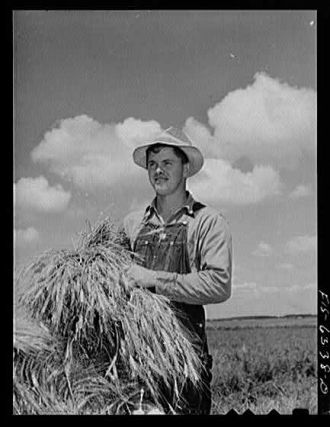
[{"x1": 13, "y1": 10, "x2": 317, "y2": 319}]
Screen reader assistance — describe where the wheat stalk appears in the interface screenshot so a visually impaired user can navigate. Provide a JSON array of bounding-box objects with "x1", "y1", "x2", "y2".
[{"x1": 14, "y1": 217, "x2": 203, "y2": 413}]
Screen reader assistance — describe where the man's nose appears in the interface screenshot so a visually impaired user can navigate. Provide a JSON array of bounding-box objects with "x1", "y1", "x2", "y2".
[{"x1": 155, "y1": 165, "x2": 164, "y2": 174}]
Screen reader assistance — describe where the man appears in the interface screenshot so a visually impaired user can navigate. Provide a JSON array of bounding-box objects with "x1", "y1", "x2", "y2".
[{"x1": 123, "y1": 126, "x2": 232, "y2": 414}]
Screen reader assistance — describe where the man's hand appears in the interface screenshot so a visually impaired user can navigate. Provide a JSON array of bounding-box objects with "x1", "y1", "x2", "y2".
[{"x1": 125, "y1": 264, "x2": 157, "y2": 289}]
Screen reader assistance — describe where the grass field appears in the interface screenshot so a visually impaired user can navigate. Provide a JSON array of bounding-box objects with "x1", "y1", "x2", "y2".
[{"x1": 206, "y1": 315, "x2": 317, "y2": 414}]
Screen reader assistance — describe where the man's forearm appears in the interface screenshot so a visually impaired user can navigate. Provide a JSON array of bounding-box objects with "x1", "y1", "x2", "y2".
[{"x1": 154, "y1": 269, "x2": 231, "y2": 305}]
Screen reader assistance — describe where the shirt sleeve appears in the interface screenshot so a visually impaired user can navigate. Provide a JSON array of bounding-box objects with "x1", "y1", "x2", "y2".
[
  {"x1": 120, "y1": 210, "x2": 145, "y2": 251},
  {"x1": 154, "y1": 213, "x2": 232, "y2": 305}
]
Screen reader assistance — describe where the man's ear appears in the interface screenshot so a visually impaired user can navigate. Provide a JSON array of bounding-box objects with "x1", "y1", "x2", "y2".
[{"x1": 183, "y1": 162, "x2": 190, "y2": 178}]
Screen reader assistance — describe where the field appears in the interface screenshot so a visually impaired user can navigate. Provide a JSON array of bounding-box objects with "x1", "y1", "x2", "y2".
[
  {"x1": 14, "y1": 312, "x2": 317, "y2": 415},
  {"x1": 206, "y1": 316, "x2": 317, "y2": 414}
]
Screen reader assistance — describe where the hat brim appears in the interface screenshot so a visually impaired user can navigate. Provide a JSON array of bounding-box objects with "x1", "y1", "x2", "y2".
[{"x1": 133, "y1": 141, "x2": 204, "y2": 177}]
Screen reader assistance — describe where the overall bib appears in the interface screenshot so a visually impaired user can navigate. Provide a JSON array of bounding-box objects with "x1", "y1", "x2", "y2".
[{"x1": 133, "y1": 216, "x2": 213, "y2": 414}]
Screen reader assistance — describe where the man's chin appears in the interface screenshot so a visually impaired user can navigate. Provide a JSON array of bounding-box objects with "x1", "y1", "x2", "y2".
[{"x1": 153, "y1": 184, "x2": 169, "y2": 195}]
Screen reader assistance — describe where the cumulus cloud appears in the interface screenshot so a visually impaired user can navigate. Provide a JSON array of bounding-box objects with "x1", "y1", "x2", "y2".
[
  {"x1": 258, "y1": 283, "x2": 315, "y2": 294},
  {"x1": 30, "y1": 114, "x2": 283, "y2": 205},
  {"x1": 301, "y1": 282, "x2": 316, "y2": 290},
  {"x1": 260, "y1": 283, "x2": 316, "y2": 294},
  {"x1": 234, "y1": 281, "x2": 315, "y2": 296},
  {"x1": 31, "y1": 115, "x2": 161, "y2": 189},
  {"x1": 234, "y1": 282, "x2": 258, "y2": 291},
  {"x1": 285, "y1": 284, "x2": 309, "y2": 293},
  {"x1": 252, "y1": 242, "x2": 273, "y2": 257},
  {"x1": 207, "y1": 279, "x2": 316, "y2": 318},
  {"x1": 14, "y1": 227, "x2": 40, "y2": 246},
  {"x1": 278, "y1": 263, "x2": 294, "y2": 270},
  {"x1": 188, "y1": 158, "x2": 282, "y2": 205},
  {"x1": 289, "y1": 184, "x2": 312, "y2": 199},
  {"x1": 29, "y1": 84, "x2": 314, "y2": 205},
  {"x1": 261, "y1": 286, "x2": 280, "y2": 294},
  {"x1": 185, "y1": 72, "x2": 316, "y2": 169},
  {"x1": 115, "y1": 117, "x2": 162, "y2": 147},
  {"x1": 14, "y1": 176, "x2": 71, "y2": 213},
  {"x1": 184, "y1": 117, "x2": 217, "y2": 158},
  {"x1": 285, "y1": 234, "x2": 317, "y2": 255}
]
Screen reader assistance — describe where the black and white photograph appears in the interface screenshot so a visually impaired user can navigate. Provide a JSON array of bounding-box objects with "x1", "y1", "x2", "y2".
[{"x1": 13, "y1": 10, "x2": 320, "y2": 415}]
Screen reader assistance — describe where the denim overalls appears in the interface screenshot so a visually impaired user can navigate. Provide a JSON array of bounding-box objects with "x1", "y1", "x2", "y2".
[{"x1": 133, "y1": 209, "x2": 213, "y2": 414}]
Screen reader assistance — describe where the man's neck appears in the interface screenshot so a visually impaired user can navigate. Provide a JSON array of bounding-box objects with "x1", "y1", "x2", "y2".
[{"x1": 156, "y1": 190, "x2": 188, "y2": 222}]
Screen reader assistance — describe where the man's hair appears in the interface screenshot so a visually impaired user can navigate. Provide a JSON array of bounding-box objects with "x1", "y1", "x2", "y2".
[{"x1": 146, "y1": 143, "x2": 189, "y2": 166}]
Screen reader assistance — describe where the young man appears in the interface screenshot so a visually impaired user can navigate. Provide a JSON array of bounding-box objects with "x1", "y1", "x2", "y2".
[{"x1": 123, "y1": 127, "x2": 232, "y2": 414}]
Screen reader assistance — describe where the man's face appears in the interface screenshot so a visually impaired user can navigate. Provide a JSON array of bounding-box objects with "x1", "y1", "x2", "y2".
[{"x1": 147, "y1": 146, "x2": 189, "y2": 196}]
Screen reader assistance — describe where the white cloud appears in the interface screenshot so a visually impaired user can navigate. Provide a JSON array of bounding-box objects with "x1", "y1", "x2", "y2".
[
  {"x1": 185, "y1": 72, "x2": 316, "y2": 169},
  {"x1": 235, "y1": 281, "x2": 315, "y2": 296},
  {"x1": 14, "y1": 176, "x2": 71, "y2": 213},
  {"x1": 31, "y1": 115, "x2": 161, "y2": 190},
  {"x1": 259, "y1": 283, "x2": 316, "y2": 295},
  {"x1": 289, "y1": 184, "x2": 312, "y2": 199},
  {"x1": 188, "y1": 158, "x2": 282, "y2": 205},
  {"x1": 207, "y1": 281, "x2": 316, "y2": 318},
  {"x1": 28, "y1": 74, "x2": 316, "y2": 200},
  {"x1": 285, "y1": 234, "x2": 317, "y2": 255},
  {"x1": 285, "y1": 284, "x2": 301, "y2": 293},
  {"x1": 115, "y1": 117, "x2": 161, "y2": 147},
  {"x1": 261, "y1": 286, "x2": 280, "y2": 293},
  {"x1": 278, "y1": 263, "x2": 294, "y2": 270},
  {"x1": 302, "y1": 282, "x2": 316, "y2": 290},
  {"x1": 252, "y1": 242, "x2": 273, "y2": 257},
  {"x1": 184, "y1": 117, "x2": 217, "y2": 158},
  {"x1": 14, "y1": 227, "x2": 40, "y2": 246},
  {"x1": 231, "y1": 281, "x2": 259, "y2": 299},
  {"x1": 234, "y1": 282, "x2": 258, "y2": 291}
]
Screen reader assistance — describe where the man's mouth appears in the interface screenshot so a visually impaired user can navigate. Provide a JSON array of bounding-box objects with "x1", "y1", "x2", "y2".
[{"x1": 155, "y1": 176, "x2": 167, "y2": 183}]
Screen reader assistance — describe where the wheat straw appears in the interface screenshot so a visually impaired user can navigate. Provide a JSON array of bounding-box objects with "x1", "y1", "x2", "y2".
[{"x1": 14, "y1": 217, "x2": 203, "y2": 414}]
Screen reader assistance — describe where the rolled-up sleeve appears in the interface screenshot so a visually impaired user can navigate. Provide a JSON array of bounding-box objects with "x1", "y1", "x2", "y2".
[{"x1": 154, "y1": 213, "x2": 232, "y2": 305}]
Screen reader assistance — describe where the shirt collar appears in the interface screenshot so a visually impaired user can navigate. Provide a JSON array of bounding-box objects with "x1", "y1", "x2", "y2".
[{"x1": 143, "y1": 191, "x2": 198, "y2": 222}]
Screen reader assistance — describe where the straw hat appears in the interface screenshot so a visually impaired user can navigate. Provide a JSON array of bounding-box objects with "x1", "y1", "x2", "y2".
[{"x1": 132, "y1": 127, "x2": 204, "y2": 177}]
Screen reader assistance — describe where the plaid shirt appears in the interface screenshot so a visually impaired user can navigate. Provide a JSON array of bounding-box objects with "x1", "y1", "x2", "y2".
[{"x1": 122, "y1": 192, "x2": 232, "y2": 305}]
